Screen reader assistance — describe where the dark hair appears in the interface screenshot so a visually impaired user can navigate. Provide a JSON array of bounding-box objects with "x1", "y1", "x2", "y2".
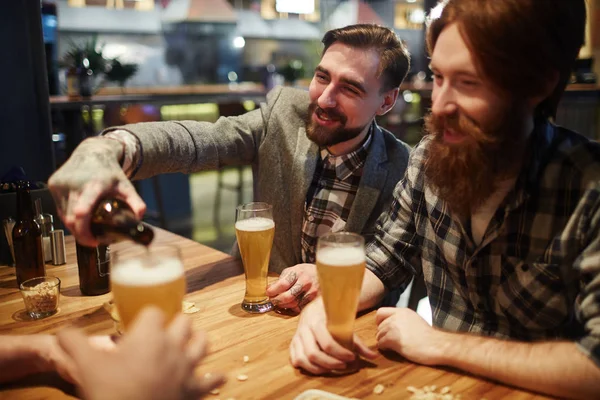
[
  {"x1": 426, "y1": 0, "x2": 586, "y2": 119},
  {"x1": 322, "y1": 24, "x2": 411, "y2": 92}
]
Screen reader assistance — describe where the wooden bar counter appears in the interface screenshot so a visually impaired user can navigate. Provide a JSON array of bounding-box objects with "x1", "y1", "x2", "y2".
[{"x1": 0, "y1": 228, "x2": 554, "y2": 399}]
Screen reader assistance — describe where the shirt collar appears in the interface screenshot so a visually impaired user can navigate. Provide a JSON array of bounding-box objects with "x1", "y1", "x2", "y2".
[
  {"x1": 319, "y1": 123, "x2": 373, "y2": 180},
  {"x1": 505, "y1": 119, "x2": 558, "y2": 211}
]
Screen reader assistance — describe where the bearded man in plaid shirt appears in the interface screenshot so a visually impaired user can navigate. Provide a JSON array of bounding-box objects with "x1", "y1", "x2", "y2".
[{"x1": 291, "y1": 0, "x2": 600, "y2": 398}]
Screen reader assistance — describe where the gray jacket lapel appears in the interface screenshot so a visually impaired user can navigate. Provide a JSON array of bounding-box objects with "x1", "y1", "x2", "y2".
[
  {"x1": 290, "y1": 126, "x2": 318, "y2": 264},
  {"x1": 345, "y1": 124, "x2": 388, "y2": 233}
]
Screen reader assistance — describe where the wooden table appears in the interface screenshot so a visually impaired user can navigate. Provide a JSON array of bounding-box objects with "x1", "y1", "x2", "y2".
[{"x1": 0, "y1": 228, "x2": 553, "y2": 399}]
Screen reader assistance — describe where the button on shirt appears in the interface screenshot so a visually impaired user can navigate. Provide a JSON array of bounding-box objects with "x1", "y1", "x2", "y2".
[
  {"x1": 301, "y1": 126, "x2": 373, "y2": 263},
  {"x1": 366, "y1": 122, "x2": 600, "y2": 367}
]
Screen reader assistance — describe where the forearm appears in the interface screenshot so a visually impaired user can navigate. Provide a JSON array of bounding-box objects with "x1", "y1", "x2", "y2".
[
  {"x1": 111, "y1": 113, "x2": 263, "y2": 180},
  {"x1": 358, "y1": 269, "x2": 386, "y2": 311},
  {"x1": 0, "y1": 335, "x2": 55, "y2": 384},
  {"x1": 435, "y1": 331, "x2": 600, "y2": 399},
  {"x1": 76, "y1": 136, "x2": 124, "y2": 163}
]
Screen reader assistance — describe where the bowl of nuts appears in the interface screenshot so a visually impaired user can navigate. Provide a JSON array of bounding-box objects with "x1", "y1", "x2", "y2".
[{"x1": 19, "y1": 276, "x2": 61, "y2": 319}]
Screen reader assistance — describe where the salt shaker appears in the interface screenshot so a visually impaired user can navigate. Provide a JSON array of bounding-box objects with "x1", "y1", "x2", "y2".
[{"x1": 50, "y1": 229, "x2": 66, "y2": 265}]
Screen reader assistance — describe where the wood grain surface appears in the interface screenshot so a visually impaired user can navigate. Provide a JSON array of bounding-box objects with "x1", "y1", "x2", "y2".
[{"x1": 0, "y1": 228, "x2": 555, "y2": 400}]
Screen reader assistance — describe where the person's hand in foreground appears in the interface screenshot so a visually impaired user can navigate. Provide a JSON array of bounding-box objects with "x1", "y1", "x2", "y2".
[
  {"x1": 57, "y1": 307, "x2": 225, "y2": 400},
  {"x1": 266, "y1": 264, "x2": 320, "y2": 313},
  {"x1": 289, "y1": 298, "x2": 377, "y2": 375},
  {"x1": 0, "y1": 334, "x2": 115, "y2": 385},
  {"x1": 48, "y1": 137, "x2": 145, "y2": 247}
]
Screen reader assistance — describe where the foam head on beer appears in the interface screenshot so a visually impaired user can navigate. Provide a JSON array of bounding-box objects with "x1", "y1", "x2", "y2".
[
  {"x1": 316, "y1": 247, "x2": 366, "y2": 266},
  {"x1": 111, "y1": 257, "x2": 184, "y2": 286},
  {"x1": 234, "y1": 217, "x2": 275, "y2": 232}
]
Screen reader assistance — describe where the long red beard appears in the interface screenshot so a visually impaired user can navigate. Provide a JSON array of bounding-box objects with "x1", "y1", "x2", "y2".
[{"x1": 423, "y1": 110, "x2": 527, "y2": 218}]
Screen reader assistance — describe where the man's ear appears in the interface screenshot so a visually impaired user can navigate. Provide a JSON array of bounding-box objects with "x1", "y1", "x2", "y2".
[
  {"x1": 528, "y1": 70, "x2": 559, "y2": 109},
  {"x1": 377, "y1": 87, "x2": 400, "y2": 116}
]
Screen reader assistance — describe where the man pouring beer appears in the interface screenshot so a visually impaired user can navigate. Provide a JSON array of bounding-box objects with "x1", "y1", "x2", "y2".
[{"x1": 49, "y1": 24, "x2": 412, "y2": 312}]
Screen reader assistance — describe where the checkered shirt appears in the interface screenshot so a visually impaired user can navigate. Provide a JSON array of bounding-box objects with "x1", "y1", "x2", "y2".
[
  {"x1": 300, "y1": 127, "x2": 373, "y2": 263},
  {"x1": 366, "y1": 121, "x2": 600, "y2": 367}
]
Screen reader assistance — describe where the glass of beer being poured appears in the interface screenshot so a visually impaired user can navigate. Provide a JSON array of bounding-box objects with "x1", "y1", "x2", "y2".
[
  {"x1": 110, "y1": 243, "x2": 186, "y2": 331},
  {"x1": 235, "y1": 202, "x2": 275, "y2": 313},
  {"x1": 316, "y1": 232, "x2": 366, "y2": 374}
]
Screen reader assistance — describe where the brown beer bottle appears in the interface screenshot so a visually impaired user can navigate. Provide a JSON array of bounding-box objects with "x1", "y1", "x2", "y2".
[
  {"x1": 90, "y1": 198, "x2": 154, "y2": 246},
  {"x1": 76, "y1": 242, "x2": 110, "y2": 296},
  {"x1": 12, "y1": 181, "x2": 45, "y2": 287}
]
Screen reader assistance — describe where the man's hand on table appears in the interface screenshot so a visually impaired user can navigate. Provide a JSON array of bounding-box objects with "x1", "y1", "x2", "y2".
[
  {"x1": 289, "y1": 298, "x2": 377, "y2": 375},
  {"x1": 48, "y1": 137, "x2": 145, "y2": 247},
  {"x1": 266, "y1": 264, "x2": 320, "y2": 313},
  {"x1": 376, "y1": 307, "x2": 444, "y2": 366},
  {"x1": 57, "y1": 307, "x2": 225, "y2": 400}
]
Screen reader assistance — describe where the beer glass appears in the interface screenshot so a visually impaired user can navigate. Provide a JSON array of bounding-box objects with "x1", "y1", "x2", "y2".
[
  {"x1": 235, "y1": 202, "x2": 275, "y2": 313},
  {"x1": 316, "y1": 232, "x2": 366, "y2": 373},
  {"x1": 110, "y1": 244, "x2": 186, "y2": 331}
]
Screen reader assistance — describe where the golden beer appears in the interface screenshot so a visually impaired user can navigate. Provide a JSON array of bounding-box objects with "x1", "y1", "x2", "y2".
[
  {"x1": 111, "y1": 257, "x2": 186, "y2": 330},
  {"x1": 317, "y1": 246, "x2": 365, "y2": 350},
  {"x1": 235, "y1": 217, "x2": 275, "y2": 305}
]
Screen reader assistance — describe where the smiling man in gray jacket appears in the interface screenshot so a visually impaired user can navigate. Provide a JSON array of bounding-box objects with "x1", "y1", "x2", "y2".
[{"x1": 49, "y1": 24, "x2": 411, "y2": 311}]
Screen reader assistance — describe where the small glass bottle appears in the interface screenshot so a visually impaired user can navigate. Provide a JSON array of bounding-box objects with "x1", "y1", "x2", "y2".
[
  {"x1": 76, "y1": 242, "x2": 110, "y2": 296},
  {"x1": 12, "y1": 181, "x2": 45, "y2": 287}
]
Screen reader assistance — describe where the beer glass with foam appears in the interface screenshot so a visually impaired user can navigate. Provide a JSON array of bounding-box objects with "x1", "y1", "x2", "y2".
[
  {"x1": 316, "y1": 232, "x2": 366, "y2": 373},
  {"x1": 235, "y1": 202, "x2": 275, "y2": 313},
  {"x1": 110, "y1": 244, "x2": 186, "y2": 331}
]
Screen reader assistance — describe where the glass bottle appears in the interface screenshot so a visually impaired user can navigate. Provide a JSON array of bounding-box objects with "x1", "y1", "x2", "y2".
[
  {"x1": 12, "y1": 181, "x2": 45, "y2": 287},
  {"x1": 90, "y1": 198, "x2": 154, "y2": 246},
  {"x1": 76, "y1": 243, "x2": 110, "y2": 296}
]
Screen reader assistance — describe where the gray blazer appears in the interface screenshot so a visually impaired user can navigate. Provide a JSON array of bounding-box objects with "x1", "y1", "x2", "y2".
[{"x1": 116, "y1": 86, "x2": 411, "y2": 273}]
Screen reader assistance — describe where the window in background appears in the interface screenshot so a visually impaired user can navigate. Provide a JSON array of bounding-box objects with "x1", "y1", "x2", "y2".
[
  {"x1": 394, "y1": 2, "x2": 425, "y2": 30},
  {"x1": 260, "y1": 0, "x2": 320, "y2": 22},
  {"x1": 67, "y1": 0, "x2": 155, "y2": 10}
]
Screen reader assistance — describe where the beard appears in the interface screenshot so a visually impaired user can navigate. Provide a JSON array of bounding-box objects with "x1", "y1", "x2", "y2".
[
  {"x1": 423, "y1": 107, "x2": 529, "y2": 218},
  {"x1": 305, "y1": 102, "x2": 368, "y2": 147}
]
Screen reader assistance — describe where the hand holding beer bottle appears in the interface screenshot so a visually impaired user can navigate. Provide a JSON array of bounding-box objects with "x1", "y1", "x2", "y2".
[{"x1": 48, "y1": 137, "x2": 146, "y2": 247}]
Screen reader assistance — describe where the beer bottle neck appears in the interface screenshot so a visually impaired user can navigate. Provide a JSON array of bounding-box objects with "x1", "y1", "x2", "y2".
[
  {"x1": 16, "y1": 182, "x2": 35, "y2": 221},
  {"x1": 90, "y1": 198, "x2": 154, "y2": 246}
]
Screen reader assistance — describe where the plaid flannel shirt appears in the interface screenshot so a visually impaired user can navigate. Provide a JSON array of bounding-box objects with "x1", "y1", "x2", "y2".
[
  {"x1": 301, "y1": 127, "x2": 373, "y2": 263},
  {"x1": 366, "y1": 121, "x2": 600, "y2": 366}
]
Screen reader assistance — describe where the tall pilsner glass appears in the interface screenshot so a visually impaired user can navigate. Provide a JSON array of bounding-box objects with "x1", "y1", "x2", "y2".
[
  {"x1": 235, "y1": 202, "x2": 275, "y2": 313},
  {"x1": 111, "y1": 244, "x2": 186, "y2": 331},
  {"x1": 316, "y1": 232, "x2": 366, "y2": 373}
]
